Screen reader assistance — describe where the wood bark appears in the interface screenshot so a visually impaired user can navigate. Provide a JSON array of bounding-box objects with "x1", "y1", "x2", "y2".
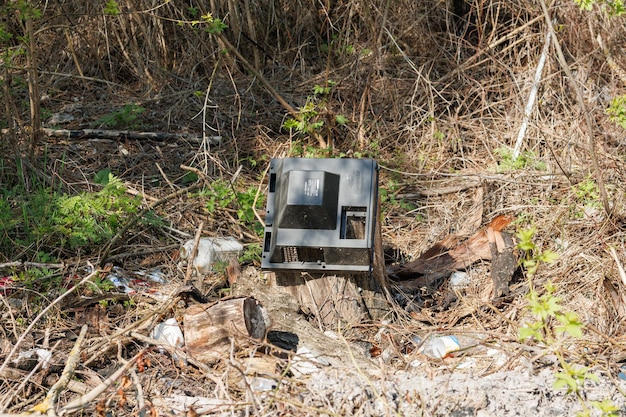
[
  {"x1": 183, "y1": 297, "x2": 267, "y2": 364},
  {"x1": 487, "y1": 227, "x2": 516, "y2": 297},
  {"x1": 389, "y1": 215, "x2": 516, "y2": 292}
]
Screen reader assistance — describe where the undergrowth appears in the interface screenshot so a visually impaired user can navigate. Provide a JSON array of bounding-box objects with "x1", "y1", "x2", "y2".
[
  {"x1": 517, "y1": 227, "x2": 619, "y2": 417},
  {"x1": 0, "y1": 171, "x2": 141, "y2": 260}
]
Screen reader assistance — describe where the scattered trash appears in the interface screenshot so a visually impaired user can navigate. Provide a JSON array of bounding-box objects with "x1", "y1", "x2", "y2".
[
  {"x1": 134, "y1": 268, "x2": 167, "y2": 284},
  {"x1": 107, "y1": 267, "x2": 134, "y2": 294},
  {"x1": 413, "y1": 333, "x2": 486, "y2": 359},
  {"x1": 419, "y1": 335, "x2": 462, "y2": 359},
  {"x1": 249, "y1": 376, "x2": 277, "y2": 392},
  {"x1": 619, "y1": 365, "x2": 626, "y2": 381},
  {"x1": 179, "y1": 237, "x2": 243, "y2": 273},
  {"x1": 15, "y1": 348, "x2": 52, "y2": 369},
  {"x1": 0, "y1": 276, "x2": 15, "y2": 294},
  {"x1": 106, "y1": 267, "x2": 169, "y2": 300},
  {"x1": 449, "y1": 271, "x2": 471, "y2": 290},
  {"x1": 290, "y1": 346, "x2": 330, "y2": 377},
  {"x1": 151, "y1": 318, "x2": 186, "y2": 364},
  {"x1": 151, "y1": 318, "x2": 184, "y2": 349}
]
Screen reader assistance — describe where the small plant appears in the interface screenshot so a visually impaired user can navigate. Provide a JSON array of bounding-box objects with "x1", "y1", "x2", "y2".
[
  {"x1": 574, "y1": 177, "x2": 600, "y2": 207},
  {"x1": 574, "y1": 0, "x2": 625, "y2": 15},
  {"x1": 200, "y1": 179, "x2": 265, "y2": 236},
  {"x1": 103, "y1": 0, "x2": 121, "y2": 16},
  {"x1": 43, "y1": 174, "x2": 140, "y2": 249},
  {"x1": 494, "y1": 147, "x2": 546, "y2": 173},
  {"x1": 13, "y1": 265, "x2": 66, "y2": 294},
  {"x1": 571, "y1": 176, "x2": 601, "y2": 218},
  {"x1": 517, "y1": 226, "x2": 618, "y2": 417},
  {"x1": 282, "y1": 80, "x2": 348, "y2": 146},
  {"x1": 319, "y1": 34, "x2": 357, "y2": 57},
  {"x1": 90, "y1": 277, "x2": 114, "y2": 293},
  {"x1": 239, "y1": 243, "x2": 262, "y2": 265},
  {"x1": 95, "y1": 104, "x2": 146, "y2": 129},
  {"x1": 186, "y1": 12, "x2": 227, "y2": 34},
  {"x1": 1, "y1": 172, "x2": 141, "y2": 258},
  {"x1": 380, "y1": 179, "x2": 416, "y2": 212},
  {"x1": 289, "y1": 142, "x2": 334, "y2": 158},
  {"x1": 606, "y1": 95, "x2": 626, "y2": 129}
]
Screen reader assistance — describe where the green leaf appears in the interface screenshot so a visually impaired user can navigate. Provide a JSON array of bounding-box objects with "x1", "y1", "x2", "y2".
[
  {"x1": 94, "y1": 169, "x2": 112, "y2": 185},
  {"x1": 313, "y1": 85, "x2": 328, "y2": 95},
  {"x1": 516, "y1": 227, "x2": 537, "y2": 250},
  {"x1": 590, "y1": 399, "x2": 619, "y2": 416},
  {"x1": 607, "y1": 95, "x2": 626, "y2": 129},
  {"x1": 553, "y1": 372, "x2": 578, "y2": 393},
  {"x1": 335, "y1": 114, "x2": 348, "y2": 125},
  {"x1": 539, "y1": 250, "x2": 559, "y2": 264},
  {"x1": 574, "y1": 0, "x2": 594, "y2": 11},
  {"x1": 282, "y1": 119, "x2": 299, "y2": 130},
  {"x1": 103, "y1": 0, "x2": 121, "y2": 16},
  {"x1": 519, "y1": 326, "x2": 538, "y2": 341},
  {"x1": 310, "y1": 121, "x2": 324, "y2": 130},
  {"x1": 555, "y1": 311, "x2": 584, "y2": 338}
]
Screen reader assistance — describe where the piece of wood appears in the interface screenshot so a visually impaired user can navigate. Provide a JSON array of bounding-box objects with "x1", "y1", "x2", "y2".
[
  {"x1": 38, "y1": 127, "x2": 222, "y2": 145},
  {"x1": 489, "y1": 231, "x2": 516, "y2": 297},
  {"x1": 183, "y1": 297, "x2": 267, "y2": 364},
  {"x1": 389, "y1": 215, "x2": 514, "y2": 287}
]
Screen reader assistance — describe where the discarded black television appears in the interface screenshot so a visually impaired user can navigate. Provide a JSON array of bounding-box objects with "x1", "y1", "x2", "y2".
[{"x1": 261, "y1": 158, "x2": 379, "y2": 272}]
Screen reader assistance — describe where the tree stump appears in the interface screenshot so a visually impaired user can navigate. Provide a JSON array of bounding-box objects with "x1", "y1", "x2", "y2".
[{"x1": 183, "y1": 297, "x2": 267, "y2": 364}]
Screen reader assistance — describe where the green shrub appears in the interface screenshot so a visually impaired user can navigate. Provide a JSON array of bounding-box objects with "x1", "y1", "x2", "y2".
[
  {"x1": 0, "y1": 172, "x2": 140, "y2": 258},
  {"x1": 200, "y1": 179, "x2": 265, "y2": 236}
]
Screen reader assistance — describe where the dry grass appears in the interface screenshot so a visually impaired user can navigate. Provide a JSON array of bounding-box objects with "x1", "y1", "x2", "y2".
[{"x1": 1, "y1": 0, "x2": 626, "y2": 415}]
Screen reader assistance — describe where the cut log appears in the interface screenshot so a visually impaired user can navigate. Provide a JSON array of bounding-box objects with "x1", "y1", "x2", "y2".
[{"x1": 183, "y1": 297, "x2": 267, "y2": 364}]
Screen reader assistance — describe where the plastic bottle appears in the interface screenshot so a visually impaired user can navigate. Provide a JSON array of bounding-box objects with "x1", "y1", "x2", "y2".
[
  {"x1": 421, "y1": 335, "x2": 462, "y2": 359},
  {"x1": 414, "y1": 334, "x2": 484, "y2": 359},
  {"x1": 179, "y1": 237, "x2": 243, "y2": 273}
]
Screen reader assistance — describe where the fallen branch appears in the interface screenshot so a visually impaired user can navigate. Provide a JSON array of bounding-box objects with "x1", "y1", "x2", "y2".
[
  {"x1": 513, "y1": 29, "x2": 551, "y2": 160},
  {"x1": 29, "y1": 326, "x2": 88, "y2": 416},
  {"x1": 184, "y1": 221, "x2": 205, "y2": 281},
  {"x1": 396, "y1": 178, "x2": 481, "y2": 199},
  {"x1": 39, "y1": 128, "x2": 221, "y2": 145},
  {"x1": 0, "y1": 261, "x2": 64, "y2": 270},
  {"x1": 389, "y1": 215, "x2": 514, "y2": 285}
]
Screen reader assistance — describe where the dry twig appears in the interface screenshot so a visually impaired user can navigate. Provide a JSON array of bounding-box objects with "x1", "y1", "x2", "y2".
[
  {"x1": 0, "y1": 266, "x2": 99, "y2": 376},
  {"x1": 29, "y1": 325, "x2": 88, "y2": 416},
  {"x1": 58, "y1": 350, "x2": 146, "y2": 415}
]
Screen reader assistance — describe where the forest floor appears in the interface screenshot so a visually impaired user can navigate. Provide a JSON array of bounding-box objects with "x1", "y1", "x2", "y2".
[{"x1": 1, "y1": 85, "x2": 626, "y2": 417}]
